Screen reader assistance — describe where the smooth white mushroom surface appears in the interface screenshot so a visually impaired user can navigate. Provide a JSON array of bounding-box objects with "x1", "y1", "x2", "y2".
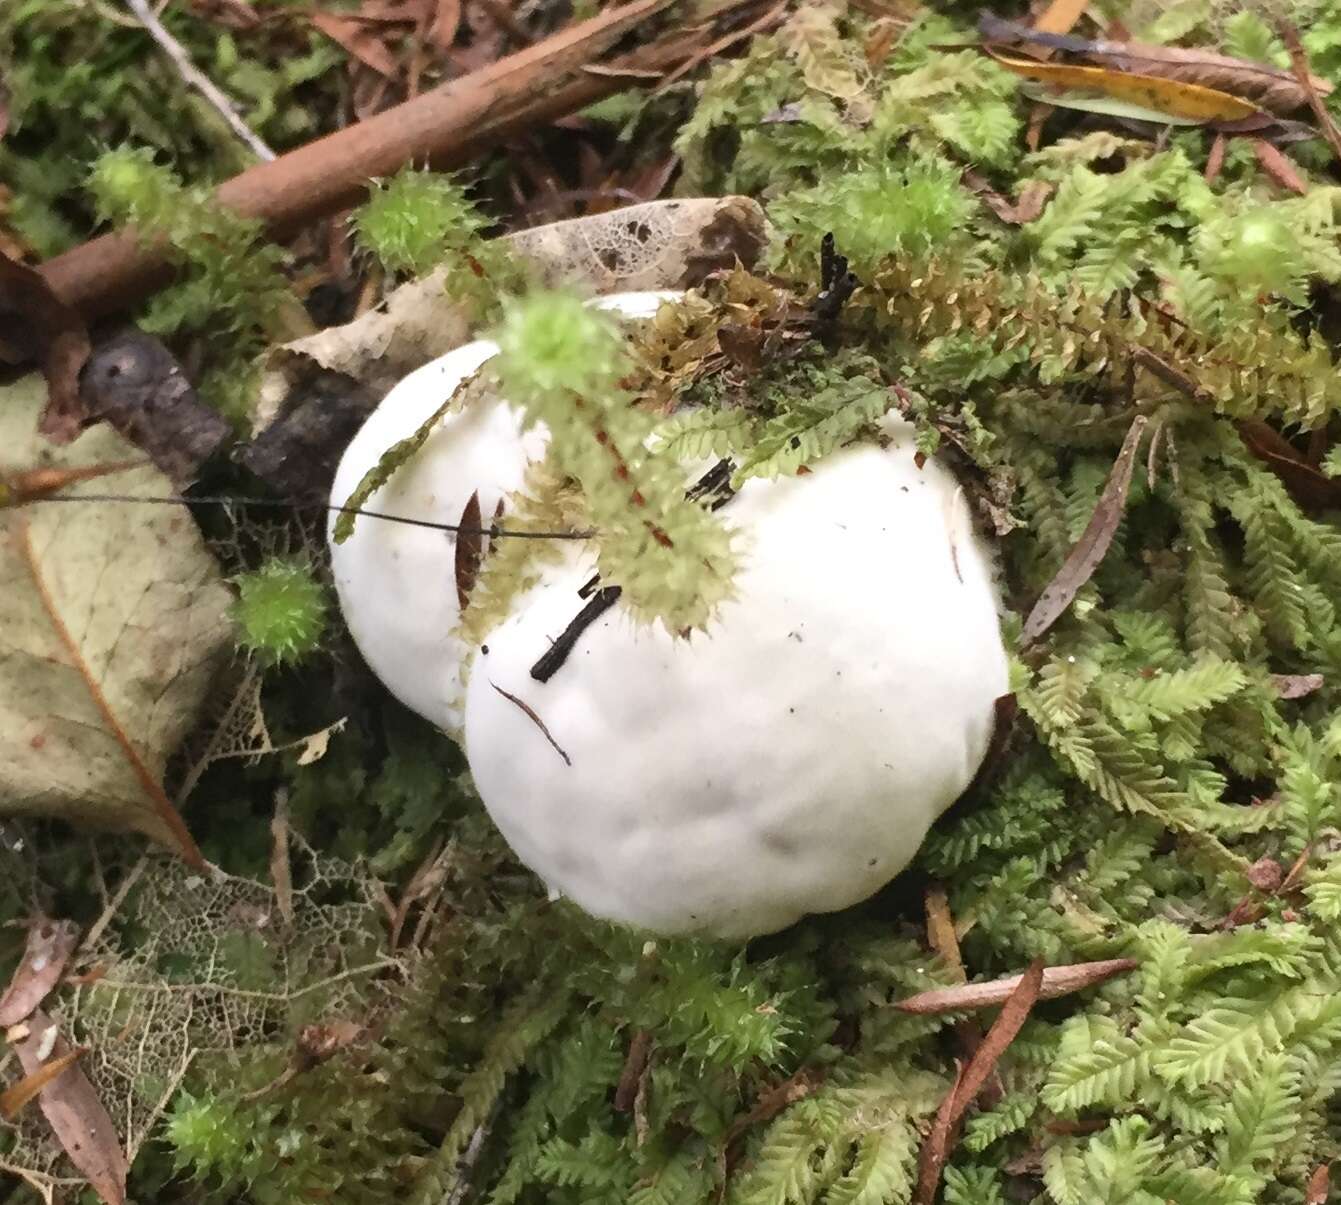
[
  {"x1": 327, "y1": 291, "x2": 679, "y2": 731},
  {"x1": 463, "y1": 421, "x2": 1009, "y2": 940}
]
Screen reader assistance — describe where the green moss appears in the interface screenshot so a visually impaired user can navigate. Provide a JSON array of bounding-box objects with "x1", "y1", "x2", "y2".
[{"x1": 231, "y1": 555, "x2": 328, "y2": 665}]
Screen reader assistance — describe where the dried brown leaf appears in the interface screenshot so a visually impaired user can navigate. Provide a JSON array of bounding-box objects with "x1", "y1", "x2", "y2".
[
  {"x1": 966, "y1": 172, "x2": 1054, "y2": 224},
  {"x1": 455, "y1": 490, "x2": 484, "y2": 611},
  {"x1": 1253, "y1": 136, "x2": 1307, "y2": 193},
  {"x1": 431, "y1": 0, "x2": 462, "y2": 48},
  {"x1": 1022, "y1": 414, "x2": 1147, "y2": 644},
  {"x1": 1205, "y1": 130, "x2": 1227, "y2": 181},
  {"x1": 12, "y1": 1010, "x2": 127, "y2": 1204},
  {"x1": 0, "y1": 919, "x2": 79, "y2": 1027},
  {"x1": 615, "y1": 1029, "x2": 652, "y2": 1111},
  {"x1": 1306, "y1": 1162, "x2": 1331, "y2": 1205},
  {"x1": 1238, "y1": 418, "x2": 1341, "y2": 511},
  {"x1": 311, "y1": 10, "x2": 401, "y2": 76},
  {"x1": 896, "y1": 958, "x2": 1136, "y2": 1015},
  {"x1": 0, "y1": 252, "x2": 91, "y2": 443},
  {"x1": 1270, "y1": 673, "x2": 1325, "y2": 700},
  {"x1": 80, "y1": 331, "x2": 232, "y2": 487},
  {"x1": 1086, "y1": 42, "x2": 1327, "y2": 114}
]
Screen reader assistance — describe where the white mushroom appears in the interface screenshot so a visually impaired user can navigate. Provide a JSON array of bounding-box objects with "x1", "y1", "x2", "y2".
[
  {"x1": 327, "y1": 291, "x2": 679, "y2": 731},
  {"x1": 462, "y1": 419, "x2": 1009, "y2": 939}
]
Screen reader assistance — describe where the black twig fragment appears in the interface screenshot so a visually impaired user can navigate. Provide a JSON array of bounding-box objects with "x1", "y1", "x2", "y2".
[
  {"x1": 527, "y1": 459, "x2": 739, "y2": 683},
  {"x1": 530, "y1": 587, "x2": 623, "y2": 683},
  {"x1": 813, "y1": 233, "x2": 858, "y2": 325}
]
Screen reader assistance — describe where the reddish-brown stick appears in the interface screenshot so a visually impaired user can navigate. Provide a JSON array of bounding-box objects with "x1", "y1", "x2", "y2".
[{"x1": 38, "y1": 0, "x2": 694, "y2": 322}]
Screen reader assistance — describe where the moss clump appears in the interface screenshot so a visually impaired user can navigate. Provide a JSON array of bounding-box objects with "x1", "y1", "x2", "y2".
[{"x1": 231, "y1": 555, "x2": 327, "y2": 665}]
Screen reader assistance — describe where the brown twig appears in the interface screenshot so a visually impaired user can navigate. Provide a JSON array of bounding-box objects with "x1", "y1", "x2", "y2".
[
  {"x1": 895, "y1": 958, "x2": 1138, "y2": 1015},
  {"x1": 1278, "y1": 21, "x2": 1341, "y2": 167},
  {"x1": 38, "y1": 0, "x2": 704, "y2": 321},
  {"x1": 913, "y1": 961, "x2": 1044, "y2": 1205}
]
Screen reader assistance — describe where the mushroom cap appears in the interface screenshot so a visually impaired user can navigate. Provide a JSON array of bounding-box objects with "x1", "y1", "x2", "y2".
[
  {"x1": 462, "y1": 421, "x2": 1009, "y2": 939},
  {"x1": 327, "y1": 291, "x2": 680, "y2": 730}
]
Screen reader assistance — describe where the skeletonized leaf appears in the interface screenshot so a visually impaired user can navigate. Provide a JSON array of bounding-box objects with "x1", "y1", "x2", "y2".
[
  {"x1": 0, "y1": 375, "x2": 233, "y2": 862},
  {"x1": 1022, "y1": 415, "x2": 1148, "y2": 644},
  {"x1": 987, "y1": 48, "x2": 1261, "y2": 121},
  {"x1": 0, "y1": 918, "x2": 79, "y2": 1027},
  {"x1": 11, "y1": 1010, "x2": 127, "y2": 1205}
]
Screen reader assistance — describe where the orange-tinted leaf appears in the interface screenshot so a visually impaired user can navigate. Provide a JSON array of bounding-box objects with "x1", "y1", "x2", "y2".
[
  {"x1": 1032, "y1": 0, "x2": 1088, "y2": 37},
  {"x1": 12, "y1": 1010, "x2": 127, "y2": 1205},
  {"x1": 985, "y1": 47, "x2": 1261, "y2": 122},
  {"x1": 1306, "y1": 1163, "x2": 1331, "y2": 1205},
  {"x1": 1, "y1": 460, "x2": 145, "y2": 509},
  {"x1": 0, "y1": 1047, "x2": 86, "y2": 1120},
  {"x1": 0, "y1": 917, "x2": 78, "y2": 1027}
]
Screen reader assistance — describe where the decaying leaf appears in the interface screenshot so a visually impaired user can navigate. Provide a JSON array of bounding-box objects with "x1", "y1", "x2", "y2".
[
  {"x1": 980, "y1": 15, "x2": 1331, "y2": 113},
  {"x1": 1306, "y1": 1162, "x2": 1331, "y2": 1205},
  {"x1": 0, "y1": 253, "x2": 91, "y2": 444},
  {"x1": 1238, "y1": 418, "x2": 1341, "y2": 511},
  {"x1": 1022, "y1": 414, "x2": 1148, "y2": 644},
  {"x1": 254, "y1": 197, "x2": 768, "y2": 430},
  {"x1": 0, "y1": 918, "x2": 79, "y2": 1028},
  {"x1": 311, "y1": 9, "x2": 401, "y2": 77},
  {"x1": 1270, "y1": 673, "x2": 1324, "y2": 700},
  {"x1": 11, "y1": 1010, "x2": 127, "y2": 1205},
  {"x1": 986, "y1": 47, "x2": 1262, "y2": 122},
  {"x1": 0, "y1": 375, "x2": 233, "y2": 862}
]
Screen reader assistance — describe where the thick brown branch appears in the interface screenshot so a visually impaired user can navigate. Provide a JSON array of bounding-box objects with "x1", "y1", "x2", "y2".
[{"x1": 37, "y1": 0, "x2": 699, "y2": 322}]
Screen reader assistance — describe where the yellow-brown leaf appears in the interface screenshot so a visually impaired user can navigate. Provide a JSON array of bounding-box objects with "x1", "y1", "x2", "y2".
[{"x1": 985, "y1": 47, "x2": 1261, "y2": 121}]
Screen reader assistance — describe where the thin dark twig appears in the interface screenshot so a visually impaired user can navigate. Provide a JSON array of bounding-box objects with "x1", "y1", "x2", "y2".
[
  {"x1": 490, "y1": 683, "x2": 572, "y2": 765},
  {"x1": 30, "y1": 494, "x2": 597, "y2": 541},
  {"x1": 530, "y1": 586, "x2": 622, "y2": 682}
]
